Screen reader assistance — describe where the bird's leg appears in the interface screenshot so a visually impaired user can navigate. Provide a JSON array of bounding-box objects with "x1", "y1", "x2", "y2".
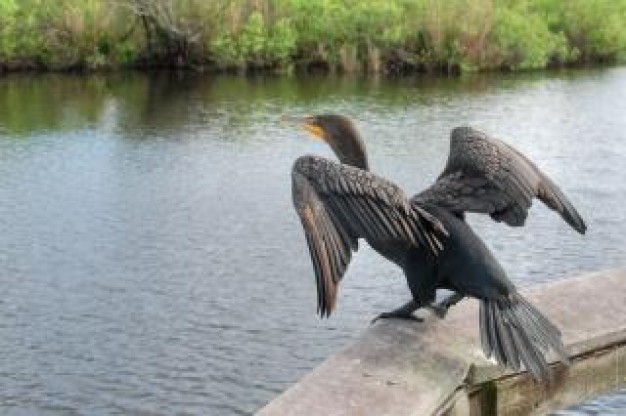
[
  {"x1": 371, "y1": 300, "x2": 423, "y2": 324},
  {"x1": 429, "y1": 292, "x2": 465, "y2": 319}
]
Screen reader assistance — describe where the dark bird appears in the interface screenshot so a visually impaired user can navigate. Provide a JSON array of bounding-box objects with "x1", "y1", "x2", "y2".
[{"x1": 287, "y1": 114, "x2": 586, "y2": 382}]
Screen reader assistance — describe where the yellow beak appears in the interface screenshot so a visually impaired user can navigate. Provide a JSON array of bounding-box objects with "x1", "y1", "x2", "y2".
[
  {"x1": 303, "y1": 123, "x2": 326, "y2": 141},
  {"x1": 282, "y1": 115, "x2": 326, "y2": 141}
]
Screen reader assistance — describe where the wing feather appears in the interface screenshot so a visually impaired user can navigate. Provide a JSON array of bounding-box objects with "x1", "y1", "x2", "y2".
[
  {"x1": 293, "y1": 155, "x2": 446, "y2": 317},
  {"x1": 414, "y1": 126, "x2": 586, "y2": 233}
]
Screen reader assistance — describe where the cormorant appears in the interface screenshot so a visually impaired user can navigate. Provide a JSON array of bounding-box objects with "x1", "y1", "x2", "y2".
[{"x1": 287, "y1": 114, "x2": 586, "y2": 382}]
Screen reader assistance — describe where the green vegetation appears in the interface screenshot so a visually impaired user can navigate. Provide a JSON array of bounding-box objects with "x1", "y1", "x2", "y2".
[{"x1": 0, "y1": 0, "x2": 625, "y2": 74}]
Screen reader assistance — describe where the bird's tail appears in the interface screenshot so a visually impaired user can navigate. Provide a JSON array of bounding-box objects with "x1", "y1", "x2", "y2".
[{"x1": 479, "y1": 293, "x2": 570, "y2": 382}]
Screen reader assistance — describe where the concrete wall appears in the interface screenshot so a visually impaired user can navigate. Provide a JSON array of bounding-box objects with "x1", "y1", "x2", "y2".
[{"x1": 258, "y1": 269, "x2": 626, "y2": 415}]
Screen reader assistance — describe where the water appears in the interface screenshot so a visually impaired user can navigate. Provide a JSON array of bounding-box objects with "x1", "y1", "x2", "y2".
[{"x1": 0, "y1": 69, "x2": 625, "y2": 415}]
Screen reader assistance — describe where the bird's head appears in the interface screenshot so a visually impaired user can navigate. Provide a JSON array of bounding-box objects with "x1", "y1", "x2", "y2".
[{"x1": 284, "y1": 113, "x2": 369, "y2": 170}]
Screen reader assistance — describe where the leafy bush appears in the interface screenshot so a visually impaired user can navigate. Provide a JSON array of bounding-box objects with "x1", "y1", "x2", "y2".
[
  {"x1": 0, "y1": 0, "x2": 19, "y2": 59},
  {"x1": 0, "y1": 0, "x2": 624, "y2": 72},
  {"x1": 487, "y1": 2, "x2": 568, "y2": 69}
]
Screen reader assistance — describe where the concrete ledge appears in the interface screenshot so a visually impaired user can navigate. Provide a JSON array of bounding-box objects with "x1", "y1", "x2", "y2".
[{"x1": 258, "y1": 269, "x2": 626, "y2": 415}]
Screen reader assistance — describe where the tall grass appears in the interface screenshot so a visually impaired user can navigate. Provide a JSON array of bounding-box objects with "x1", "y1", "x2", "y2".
[{"x1": 0, "y1": 0, "x2": 625, "y2": 73}]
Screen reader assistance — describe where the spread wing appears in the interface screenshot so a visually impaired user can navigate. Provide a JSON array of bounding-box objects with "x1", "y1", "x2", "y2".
[
  {"x1": 292, "y1": 155, "x2": 446, "y2": 317},
  {"x1": 413, "y1": 126, "x2": 586, "y2": 233}
]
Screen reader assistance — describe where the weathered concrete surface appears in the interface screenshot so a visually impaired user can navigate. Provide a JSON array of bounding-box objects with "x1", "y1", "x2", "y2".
[
  {"x1": 257, "y1": 269, "x2": 626, "y2": 415},
  {"x1": 462, "y1": 343, "x2": 625, "y2": 415}
]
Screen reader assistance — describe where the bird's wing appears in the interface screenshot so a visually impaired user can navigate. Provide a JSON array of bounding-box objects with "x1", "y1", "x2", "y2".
[
  {"x1": 292, "y1": 155, "x2": 446, "y2": 317},
  {"x1": 413, "y1": 126, "x2": 586, "y2": 233}
]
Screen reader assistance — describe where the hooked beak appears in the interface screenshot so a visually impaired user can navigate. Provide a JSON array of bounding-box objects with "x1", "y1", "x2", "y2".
[{"x1": 282, "y1": 115, "x2": 326, "y2": 141}]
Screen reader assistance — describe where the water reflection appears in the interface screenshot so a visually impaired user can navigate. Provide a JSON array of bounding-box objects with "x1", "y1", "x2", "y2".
[{"x1": 1, "y1": 69, "x2": 616, "y2": 137}]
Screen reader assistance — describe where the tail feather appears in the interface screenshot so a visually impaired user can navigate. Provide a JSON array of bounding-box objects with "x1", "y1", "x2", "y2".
[
  {"x1": 513, "y1": 298, "x2": 563, "y2": 356},
  {"x1": 488, "y1": 304, "x2": 507, "y2": 366},
  {"x1": 500, "y1": 307, "x2": 522, "y2": 371},
  {"x1": 508, "y1": 316, "x2": 551, "y2": 381},
  {"x1": 517, "y1": 297, "x2": 562, "y2": 337},
  {"x1": 493, "y1": 304, "x2": 520, "y2": 371},
  {"x1": 479, "y1": 293, "x2": 569, "y2": 382},
  {"x1": 479, "y1": 302, "x2": 491, "y2": 357},
  {"x1": 513, "y1": 304, "x2": 552, "y2": 351}
]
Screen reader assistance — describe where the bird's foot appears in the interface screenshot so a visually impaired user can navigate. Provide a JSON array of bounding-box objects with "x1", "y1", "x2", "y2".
[
  {"x1": 428, "y1": 304, "x2": 449, "y2": 319},
  {"x1": 371, "y1": 311, "x2": 423, "y2": 324},
  {"x1": 429, "y1": 293, "x2": 464, "y2": 319}
]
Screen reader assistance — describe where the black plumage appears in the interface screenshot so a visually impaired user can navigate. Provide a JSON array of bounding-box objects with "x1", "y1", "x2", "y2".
[
  {"x1": 288, "y1": 114, "x2": 585, "y2": 381},
  {"x1": 415, "y1": 126, "x2": 586, "y2": 233},
  {"x1": 292, "y1": 155, "x2": 446, "y2": 317}
]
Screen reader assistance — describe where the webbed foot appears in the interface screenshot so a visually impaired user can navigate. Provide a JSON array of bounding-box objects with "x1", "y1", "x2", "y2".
[
  {"x1": 370, "y1": 299, "x2": 423, "y2": 324},
  {"x1": 371, "y1": 311, "x2": 423, "y2": 324}
]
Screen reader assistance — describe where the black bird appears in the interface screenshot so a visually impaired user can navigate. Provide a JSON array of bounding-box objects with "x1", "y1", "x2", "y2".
[{"x1": 287, "y1": 114, "x2": 586, "y2": 382}]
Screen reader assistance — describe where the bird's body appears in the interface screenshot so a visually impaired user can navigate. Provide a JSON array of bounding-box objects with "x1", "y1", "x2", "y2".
[
  {"x1": 405, "y1": 204, "x2": 513, "y2": 302},
  {"x1": 288, "y1": 114, "x2": 585, "y2": 381}
]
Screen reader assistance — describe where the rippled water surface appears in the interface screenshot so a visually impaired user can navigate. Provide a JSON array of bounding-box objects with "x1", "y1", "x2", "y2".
[{"x1": 1, "y1": 69, "x2": 625, "y2": 415}]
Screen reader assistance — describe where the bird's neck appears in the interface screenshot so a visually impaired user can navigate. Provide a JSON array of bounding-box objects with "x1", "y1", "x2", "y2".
[{"x1": 331, "y1": 135, "x2": 369, "y2": 171}]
